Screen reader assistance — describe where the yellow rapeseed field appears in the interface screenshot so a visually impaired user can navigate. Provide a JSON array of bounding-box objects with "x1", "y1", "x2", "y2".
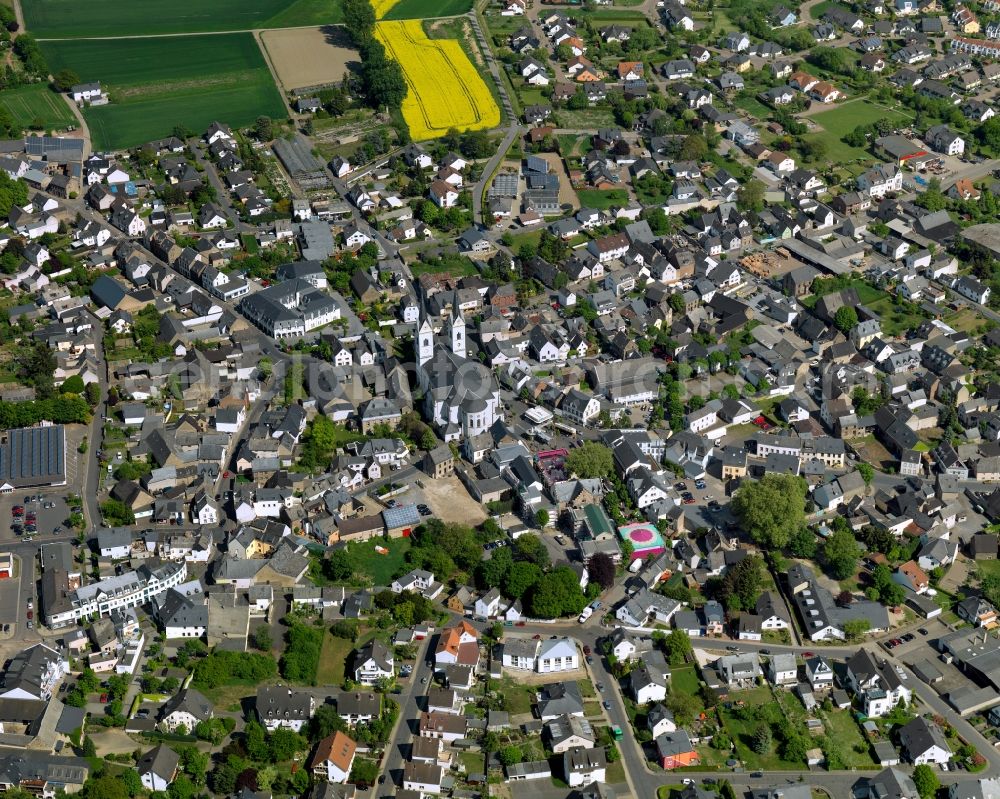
[
  {"x1": 375, "y1": 19, "x2": 500, "y2": 140},
  {"x1": 370, "y1": 0, "x2": 399, "y2": 19}
]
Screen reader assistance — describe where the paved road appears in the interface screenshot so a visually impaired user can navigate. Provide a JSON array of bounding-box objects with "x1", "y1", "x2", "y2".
[
  {"x1": 379, "y1": 635, "x2": 433, "y2": 798},
  {"x1": 479, "y1": 615, "x2": 1000, "y2": 796},
  {"x1": 472, "y1": 124, "x2": 520, "y2": 225}
]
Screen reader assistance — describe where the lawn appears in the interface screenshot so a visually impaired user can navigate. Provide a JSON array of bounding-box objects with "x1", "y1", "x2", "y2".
[
  {"x1": 576, "y1": 188, "x2": 629, "y2": 210},
  {"x1": 671, "y1": 665, "x2": 701, "y2": 697},
  {"x1": 0, "y1": 84, "x2": 76, "y2": 133},
  {"x1": 822, "y1": 708, "x2": 877, "y2": 769},
  {"x1": 804, "y1": 99, "x2": 912, "y2": 164},
  {"x1": 317, "y1": 631, "x2": 354, "y2": 685},
  {"x1": 383, "y1": 0, "x2": 472, "y2": 18},
  {"x1": 497, "y1": 676, "x2": 536, "y2": 716},
  {"x1": 42, "y1": 34, "x2": 286, "y2": 150},
  {"x1": 345, "y1": 537, "x2": 412, "y2": 585},
  {"x1": 720, "y1": 687, "x2": 808, "y2": 771},
  {"x1": 865, "y1": 295, "x2": 927, "y2": 336},
  {"x1": 25, "y1": 0, "x2": 342, "y2": 38},
  {"x1": 410, "y1": 257, "x2": 479, "y2": 278},
  {"x1": 576, "y1": 9, "x2": 650, "y2": 23},
  {"x1": 809, "y1": 276, "x2": 885, "y2": 305},
  {"x1": 973, "y1": 559, "x2": 1000, "y2": 581}
]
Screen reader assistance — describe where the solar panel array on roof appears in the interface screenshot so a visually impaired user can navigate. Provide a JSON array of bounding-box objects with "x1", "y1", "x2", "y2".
[
  {"x1": 382, "y1": 504, "x2": 421, "y2": 529},
  {"x1": 0, "y1": 426, "x2": 66, "y2": 487}
]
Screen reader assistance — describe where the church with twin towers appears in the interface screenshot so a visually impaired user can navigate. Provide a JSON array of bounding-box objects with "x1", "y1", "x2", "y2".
[{"x1": 415, "y1": 304, "x2": 503, "y2": 443}]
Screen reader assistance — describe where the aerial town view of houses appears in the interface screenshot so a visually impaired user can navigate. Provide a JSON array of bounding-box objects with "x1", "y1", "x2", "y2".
[{"x1": 11, "y1": 0, "x2": 1000, "y2": 798}]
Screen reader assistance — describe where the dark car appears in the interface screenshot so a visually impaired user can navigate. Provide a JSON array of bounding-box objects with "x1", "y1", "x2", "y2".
[
  {"x1": 918, "y1": 628, "x2": 928, "y2": 635},
  {"x1": 675, "y1": 482, "x2": 688, "y2": 491},
  {"x1": 602, "y1": 701, "x2": 611, "y2": 710},
  {"x1": 902, "y1": 633, "x2": 915, "y2": 642}
]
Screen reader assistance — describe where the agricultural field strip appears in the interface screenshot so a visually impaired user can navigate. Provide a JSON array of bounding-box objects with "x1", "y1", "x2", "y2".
[
  {"x1": 23, "y1": 0, "x2": 343, "y2": 39},
  {"x1": 375, "y1": 19, "x2": 499, "y2": 139}
]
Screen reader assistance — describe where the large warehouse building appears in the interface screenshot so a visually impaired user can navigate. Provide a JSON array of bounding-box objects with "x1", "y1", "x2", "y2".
[{"x1": 0, "y1": 426, "x2": 67, "y2": 492}]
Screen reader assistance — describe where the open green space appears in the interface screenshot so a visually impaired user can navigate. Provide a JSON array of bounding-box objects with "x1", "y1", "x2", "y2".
[
  {"x1": 803, "y1": 99, "x2": 912, "y2": 164},
  {"x1": 865, "y1": 295, "x2": 927, "y2": 336},
  {"x1": 42, "y1": 34, "x2": 285, "y2": 150},
  {"x1": 576, "y1": 9, "x2": 650, "y2": 23},
  {"x1": 719, "y1": 687, "x2": 808, "y2": 771},
  {"x1": 317, "y1": 630, "x2": 354, "y2": 685},
  {"x1": 383, "y1": 0, "x2": 472, "y2": 19},
  {"x1": 344, "y1": 536, "x2": 412, "y2": 585},
  {"x1": 804, "y1": 276, "x2": 885, "y2": 307},
  {"x1": 821, "y1": 709, "x2": 878, "y2": 769},
  {"x1": 497, "y1": 676, "x2": 536, "y2": 716},
  {"x1": 576, "y1": 188, "x2": 629, "y2": 210},
  {"x1": 0, "y1": 84, "x2": 76, "y2": 133},
  {"x1": 24, "y1": 0, "x2": 342, "y2": 38},
  {"x1": 671, "y1": 664, "x2": 701, "y2": 697}
]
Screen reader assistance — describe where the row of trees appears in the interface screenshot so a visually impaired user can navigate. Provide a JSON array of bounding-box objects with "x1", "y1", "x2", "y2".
[{"x1": 342, "y1": 0, "x2": 407, "y2": 111}]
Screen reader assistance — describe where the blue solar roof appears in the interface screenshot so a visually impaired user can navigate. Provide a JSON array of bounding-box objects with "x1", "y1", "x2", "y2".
[
  {"x1": 382, "y1": 504, "x2": 421, "y2": 529},
  {"x1": 0, "y1": 426, "x2": 65, "y2": 486}
]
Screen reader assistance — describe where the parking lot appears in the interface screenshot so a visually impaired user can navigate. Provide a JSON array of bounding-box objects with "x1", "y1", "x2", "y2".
[{"x1": 0, "y1": 492, "x2": 73, "y2": 545}]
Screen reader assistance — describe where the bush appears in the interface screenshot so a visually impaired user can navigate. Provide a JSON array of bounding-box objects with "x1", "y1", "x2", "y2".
[
  {"x1": 279, "y1": 622, "x2": 324, "y2": 685},
  {"x1": 191, "y1": 651, "x2": 277, "y2": 690}
]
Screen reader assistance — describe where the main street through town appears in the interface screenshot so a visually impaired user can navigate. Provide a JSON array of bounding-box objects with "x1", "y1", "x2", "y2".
[{"x1": 415, "y1": 609, "x2": 1000, "y2": 799}]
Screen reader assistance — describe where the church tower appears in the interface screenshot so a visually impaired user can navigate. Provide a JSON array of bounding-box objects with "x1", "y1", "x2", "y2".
[
  {"x1": 417, "y1": 316, "x2": 434, "y2": 367},
  {"x1": 448, "y1": 304, "x2": 466, "y2": 358}
]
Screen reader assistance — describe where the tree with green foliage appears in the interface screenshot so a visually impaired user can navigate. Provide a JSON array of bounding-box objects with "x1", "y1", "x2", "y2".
[
  {"x1": 81, "y1": 776, "x2": 127, "y2": 799},
  {"x1": 823, "y1": 527, "x2": 860, "y2": 580},
  {"x1": 751, "y1": 723, "x2": 772, "y2": 754},
  {"x1": 513, "y1": 534, "x2": 549, "y2": 568},
  {"x1": 99, "y1": 499, "x2": 134, "y2": 526},
  {"x1": 843, "y1": 618, "x2": 871, "y2": 641},
  {"x1": 737, "y1": 178, "x2": 765, "y2": 212},
  {"x1": 564, "y1": 442, "x2": 614, "y2": 479},
  {"x1": 788, "y1": 526, "x2": 817, "y2": 558},
  {"x1": 506, "y1": 561, "x2": 543, "y2": 599},
  {"x1": 298, "y1": 415, "x2": 339, "y2": 471},
  {"x1": 715, "y1": 555, "x2": 765, "y2": 611},
  {"x1": 309, "y1": 704, "x2": 348, "y2": 742},
  {"x1": 323, "y1": 548, "x2": 356, "y2": 582},
  {"x1": 732, "y1": 474, "x2": 807, "y2": 549},
  {"x1": 191, "y1": 650, "x2": 277, "y2": 690},
  {"x1": 834, "y1": 305, "x2": 859, "y2": 333},
  {"x1": 279, "y1": 622, "x2": 324, "y2": 684},
  {"x1": 666, "y1": 691, "x2": 700, "y2": 727},
  {"x1": 499, "y1": 745, "x2": 522, "y2": 766},
  {"x1": 60, "y1": 375, "x2": 86, "y2": 394},
  {"x1": 0, "y1": 171, "x2": 28, "y2": 218},
  {"x1": 870, "y1": 563, "x2": 905, "y2": 606},
  {"x1": 528, "y1": 566, "x2": 588, "y2": 618},
  {"x1": 476, "y1": 546, "x2": 512, "y2": 589},
  {"x1": 912, "y1": 764, "x2": 940, "y2": 799},
  {"x1": 858, "y1": 462, "x2": 874, "y2": 488},
  {"x1": 535, "y1": 509, "x2": 549, "y2": 528},
  {"x1": 252, "y1": 625, "x2": 272, "y2": 652},
  {"x1": 350, "y1": 759, "x2": 379, "y2": 787},
  {"x1": 52, "y1": 69, "x2": 80, "y2": 92},
  {"x1": 664, "y1": 628, "x2": 693, "y2": 666}
]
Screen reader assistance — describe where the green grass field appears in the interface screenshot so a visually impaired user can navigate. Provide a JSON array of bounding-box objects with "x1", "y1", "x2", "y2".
[
  {"x1": 317, "y1": 631, "x2": 354, "y2": 685},
  {"x1": 804, "y1": 99, "x2": 912, "y2": 164},
  {"x1": 383, "y1": 0, "x2": 471, "y2": 19},
  {"x1": 576, "y1": 188, "x2": 629, "y2": 210},
  {"x1": 42, "y1": 34, "x2": 286, "y2": 150},
  {"x1": 25, "y1": 0, "x2": 342, "y2": 38},
  {"x1": 0, "y1": 84, "x2": 76, "y2": 132}
]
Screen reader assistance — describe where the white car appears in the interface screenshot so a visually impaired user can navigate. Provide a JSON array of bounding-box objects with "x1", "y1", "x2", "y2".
[{"x1": 578, "y1": 607, "x2": 593, "y2": 624}]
